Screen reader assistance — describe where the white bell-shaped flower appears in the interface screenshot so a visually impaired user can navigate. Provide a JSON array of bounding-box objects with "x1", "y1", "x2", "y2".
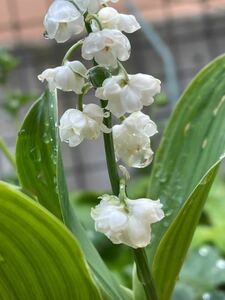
[
  {"x1": 96, "y1": 73, "x2": 161, "y2": 117},
  {"x1": 91, "y1": 195, "x2": 164, "y2": 248},
  {"x1": 59, "y1": 104, "x2": 110, "y2": 147},
  {"x1": 113, "y1": 112, "x2": 158, "y2": 168},
  {"x1": 44, "y1": 0, "x2": 84, "y2": 43},
  {"x1": 38, "y1": 61, "x2": 87, "y2": 94},
  {"x1": 96, "y1": 7, "x2": 141, "y2": 33},
  {"x1": 79, "y1": 0, "x2": 119, "y2": 14},
  {"x1": 82, "y1": 29, "x2": 131, "y2": 67}
]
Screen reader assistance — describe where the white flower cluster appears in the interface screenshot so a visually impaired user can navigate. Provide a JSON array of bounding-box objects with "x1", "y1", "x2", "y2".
[{"x1": 39, "y1": 0, "x2": 164, "y2": 248}]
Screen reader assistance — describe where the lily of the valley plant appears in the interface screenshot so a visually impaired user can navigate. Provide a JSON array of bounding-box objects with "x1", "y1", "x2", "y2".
[
  {"x1": 1, "y1": 0, "x2": 224, "y2": 300},
  {"x1": 39, "y1": 0, "x2": 164, "y2": 297}
]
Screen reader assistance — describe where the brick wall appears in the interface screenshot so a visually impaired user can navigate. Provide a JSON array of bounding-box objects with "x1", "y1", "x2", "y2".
[{"x1": 0, "y1": 1, "x2": 225, "y2": 190}]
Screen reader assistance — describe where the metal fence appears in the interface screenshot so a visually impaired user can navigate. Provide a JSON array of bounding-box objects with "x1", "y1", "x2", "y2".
[{"x1": 0, "y1": 0, "x2": 225, "y2": 190}]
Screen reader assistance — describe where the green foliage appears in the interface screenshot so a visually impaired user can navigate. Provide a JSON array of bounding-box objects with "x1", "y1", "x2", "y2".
[
  {"x1": 152, "y1": 161, "x2": 221, "y2": 300},
  {"x1": 133, "y1": 54, "x2": 225, "y2": 299},
  {"x1": 147, "y1": 54, "x2": 225, "y2": 261},
  {"x1": 0, "y1": 181, "x2": 101, "y2": 299},
  {"x1": 192, "y1": 176, "x2": 225, "y2": 253},
  {"x1": 16, "y1": 90, "x2": 63, "y2": 220},
  {"x1": 172, "y1": 246, "x2": 225, "y2": 300},
  {"x1": 0, "y1": 49, "x2": 18, "y2": 84},
  {"x1": 3, "y1": 90, "x2": 35, "y2": 117},
  {"x1": 16, "y1": 89, "x2": 128, "y2": 300}
]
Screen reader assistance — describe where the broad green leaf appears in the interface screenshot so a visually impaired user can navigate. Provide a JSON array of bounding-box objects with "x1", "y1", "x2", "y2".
[
  {"x1": 152, "y1": 161, "x2": 221, "y2": 300},
  {"x1": 16, "y1": 89, "x2": 128, "y2": 300},
  {"x1": 147, "y1": 54, "x2": 225, "y2": 260},
  {"x1": 16, "y1": 90, "x2": 63, "y2": 220},
  {"x1": 0, "y1": 181, "x2": 100, "y2": 300}
]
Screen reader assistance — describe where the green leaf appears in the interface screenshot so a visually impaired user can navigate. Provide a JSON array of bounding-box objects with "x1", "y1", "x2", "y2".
[
  {"x1": 192, "y1": 177, "x2": 225, "y2": 252},
  {"x1": 152, "y1": 161, "x2": 221, "y2": 300},
  {"x1": 172, "y1": 245, "x2": 225, "y2": 300},
  {"x1": 16, "y1": 89, "x2": 128, "y2": 300},
  {"x1": 0, "y1": 181, "x2": 100, "y2": 299},
  {"x1": 147, "y1": 54, "x2": 225, "y2": 259},
  {"x1": 16, "y1": 90, "x2": 63, "y2": 220}
]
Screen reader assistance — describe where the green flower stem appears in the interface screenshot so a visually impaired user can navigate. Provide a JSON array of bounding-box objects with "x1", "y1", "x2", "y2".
[
  {"x1": 85, "y1": 14, "x2": 103, "y2": 31},
  {"x1": 100, "y1": 100, "x2": 120, "y2": 195},
  {"x1": 0, "y1": 137, "x2": 16, "y2": 169},
  {"x1": 118, "y1": 62, "x2": 129, "y2": 82},
  {"x1": 134, "y1": 248, "x2": 159, "y2": 300},
  {"x1": 77, "y1": 94, "x2": 84, "y2": 111},
  {"x1": 62, "y1": 40, "x2": 83, "y2": 64}
]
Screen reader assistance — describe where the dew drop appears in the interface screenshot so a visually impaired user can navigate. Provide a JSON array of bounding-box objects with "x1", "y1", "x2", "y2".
[
  {"x1": 159, "y1": 175, "x2": 168, "y2": 183},
  {"x1": 43, "y1": 132, "x2": 50, "y2": 144},
  {"x1": 216, "y1": 259, "x2": 225, "y2": 269},
  {"x1": 199, "y1": 246, "x2": 209, "y2": 257},
  {"x1": 202, "y1": 293, "x2": 211, "y2": 300},
  {"x1": 165, "y1": 209, "x2": 173, "y2": 217},
  {"x1": 202, "y1": 139, "x2": 208, "y2": 149},
  {"x1": 18, "y1": 129, "x2": 26, "y2": 136},
  {"x1": 163, "y1": 221, "x2": 169, "y2": 228},
  {"x1": 51, "y1": 148, "x2": 58, "y2": 165},
  {"x1": 0, "y1": 255, "x2": 5, "y2": 263},
  {"x1": 29, "y1": 147, "x2": 41, "y2": 162},
  {"x1": 184, "y1": 122, "x2": 190, "y2": 135}
]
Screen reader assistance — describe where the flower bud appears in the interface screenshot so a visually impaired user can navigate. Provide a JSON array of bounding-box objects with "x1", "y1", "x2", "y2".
[{"x1": 88, "y1": 66, "x2": 111, "y2": 88}]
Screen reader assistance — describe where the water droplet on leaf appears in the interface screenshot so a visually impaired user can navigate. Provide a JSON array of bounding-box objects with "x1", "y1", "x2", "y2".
[
  {"x1": 29, "y1": 147, "x2": 41, "y2": 162},
  {"x1": 199, "y1": 246, "x2": 209, "y2": 257},
  {"x1": 216, "y1": 259, "x2": 225, "y2": 269},
  {"x1": 202, "y1": 293, "x2": 211, "y2": 300}
]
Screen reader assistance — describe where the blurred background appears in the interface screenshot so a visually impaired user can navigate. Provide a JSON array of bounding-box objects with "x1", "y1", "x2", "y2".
[
  {"x1": 0, "y1": 1, "x2": 225, "y2": 299},
  {"x1": 0, "y1": 0, "x2": 225, "y2": 190}
]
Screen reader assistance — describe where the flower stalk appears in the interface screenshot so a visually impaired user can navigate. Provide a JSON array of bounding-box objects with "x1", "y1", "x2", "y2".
[
  {"x1": 134, "y1": 248, "x2": 159, "y2": 300},
  {"x1": 0, "y1": 137, "x2": 16, "y2": 169},
  {"x1": 40, "y1": 2, "x2": 164, "y2": 299},
  {"x1": 62, "y1": 40, "x2": 84, "y2": 64},
  {"x1": 84, "y1": 14, "x2": 159, "y2": 300},
  {"x1": 100, "y1": 100, "x2": 120, "y2": 195}
]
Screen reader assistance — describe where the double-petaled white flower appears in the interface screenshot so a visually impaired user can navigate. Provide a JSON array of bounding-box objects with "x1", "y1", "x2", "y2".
[
  {"x1": 44, "y1": 0, "x2": 84, "y2": 43},
  {"x1": 96, "y1": 73, "x2": 161, "y2": 117},
  {"x1": 38, "y1": 61, "x2": 87, "y2": 94},
  {"x1": 59, "y1": 104, "x2": 110, "y2": 147},
  {"x1": 82, "y1": 29, "x2": 131, "y2": 67},
  {"x1": 91, "y1": 194, "x2": 164, "y2": 248},
  {"x1": 95, "y1": 7, "x2": 141, "y2": 33},
  {"x1": 113, "y1": 112, "x2": 157, "y2": 168}
]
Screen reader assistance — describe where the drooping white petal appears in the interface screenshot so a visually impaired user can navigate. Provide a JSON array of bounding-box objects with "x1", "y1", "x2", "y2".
[
  {"x1": 112, "y1": 112, "x2": 157, "y2": 168},
  {"x1": 59, "y1": 104, "x2": 110, "y2": 147},
  {"x1": 91, "y1": 194, "x2": 164, "y2": 248},
  {"x1": 117, "y1": 13, "x2": 141, "y2": 33},
  {"x1": 95, "y1": 73, "x2": 160, "y2": 117},
  {"x1": 123, "y1": 111, "x2": 158, "y2": 137},
  {"x1": 82, "y1": 29, "x2": 131, "y2": 67},
  {"x1": 97, "y1": 7, "x2": 141, "y2": 33},
  {"x1": 38, "y1": 61, "x2": 87, "y2": 94},
  {"x1": 44, "y1": 0, "x2": 84, "y2": 43}
]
